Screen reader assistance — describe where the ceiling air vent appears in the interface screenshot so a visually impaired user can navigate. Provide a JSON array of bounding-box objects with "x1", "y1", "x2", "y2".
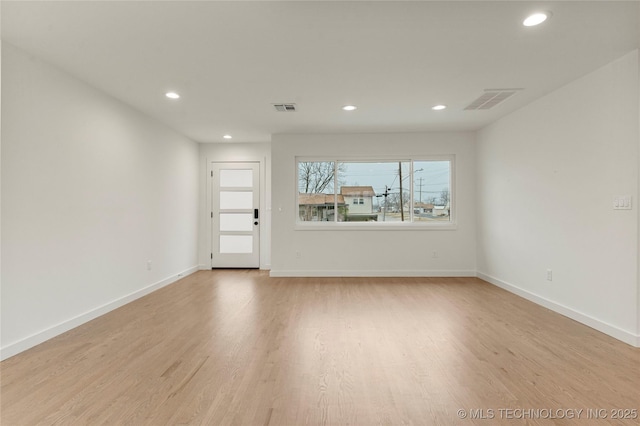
[
  {"x1": 273, "y1": 103, "x2": 297, "y2": 112},
  {"x1": 464, "y1": 89, "x2": 523, "y2": 110}
]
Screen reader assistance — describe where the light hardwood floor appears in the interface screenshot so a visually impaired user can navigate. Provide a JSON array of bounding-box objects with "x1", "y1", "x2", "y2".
[{"x1": 1, "y1": 271, "x2": 639, "y2": 425}]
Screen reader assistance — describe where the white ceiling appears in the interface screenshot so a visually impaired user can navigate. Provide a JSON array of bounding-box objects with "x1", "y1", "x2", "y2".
[{"x1": 2, "y1": 1, "x2": 638, "y2": 143}]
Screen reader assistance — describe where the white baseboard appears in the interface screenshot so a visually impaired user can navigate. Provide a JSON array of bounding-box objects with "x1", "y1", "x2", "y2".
[
  {"x1": 0, "y1": 265, "x2": 199, "y2": 361},
  {"x1": 198, "y1": 264, "x2": 271, "y2": 271},
  {"x1": 269, "y1": 269, "x2": 476, "y2": 277},
  {"x1": 477, "y1": 271, "x2": 640, "y2": 348}
]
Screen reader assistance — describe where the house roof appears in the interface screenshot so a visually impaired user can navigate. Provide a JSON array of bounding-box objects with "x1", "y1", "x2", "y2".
[
  {"x1": 299, "y1": 193, "x2": 345, "y2": 206},
  {"x1": 415, "y1": 203, "x2": 435, "y2": 209},
  {"x1": 340, "y1": 186, "x2": 376, "y2": 197}
]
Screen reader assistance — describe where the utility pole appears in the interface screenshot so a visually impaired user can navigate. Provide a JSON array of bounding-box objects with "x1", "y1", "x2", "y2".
[
  {"x1": 376, "y1": 186, "x2": 391, "y2": 221},
  {"x1": 383, "y1": 185, "x2": 390, "y2": 221},
  {"x1": 417, "y1": 177, "x2": 424, "y2": 204}
]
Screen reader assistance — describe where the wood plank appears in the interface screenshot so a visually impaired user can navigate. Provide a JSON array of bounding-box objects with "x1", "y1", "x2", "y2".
[{"x1": 1, "y1": 271, "x2": 638, "y2": 425}]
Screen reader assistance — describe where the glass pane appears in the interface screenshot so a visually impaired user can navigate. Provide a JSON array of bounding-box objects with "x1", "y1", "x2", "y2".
[
  {"x1": 298, "y1": 161, "x2": 337, "y2": 222},
  {"x1": 337, "y1": 161, "x2": 410, "y2": 222},
  {"x1": 413, "y1": 160, "x2": 451, "y2": 222},
  {"x1": 219, "y1": 213, "x2": 253, "y2": 231},
  {"x1": 220, "y1": 191, "x2": 252, "y2": 210},
  {"x1": 220, "y1": 169, "x2": 253, "y2": 187},
  {"x1": 220, "y1": 235, "x2": 253, "y2": 253}
]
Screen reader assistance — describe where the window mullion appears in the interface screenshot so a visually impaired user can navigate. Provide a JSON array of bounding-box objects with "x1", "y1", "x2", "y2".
[
  {"x1": 334, "y1": 160, "x2": 338, "y2": 223},
  {"x1": 409, "y1": 160, "x2": 414, "y2": 222}
]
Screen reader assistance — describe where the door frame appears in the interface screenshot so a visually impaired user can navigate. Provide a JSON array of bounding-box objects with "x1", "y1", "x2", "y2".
[{"x1": 206, "y1": 160, "x2": 265, "y2": 269}]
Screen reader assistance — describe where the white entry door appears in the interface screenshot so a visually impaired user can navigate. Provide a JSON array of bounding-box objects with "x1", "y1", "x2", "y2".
[{"x1": 211, "y1": 162, "x2": 260, "y2": 268}]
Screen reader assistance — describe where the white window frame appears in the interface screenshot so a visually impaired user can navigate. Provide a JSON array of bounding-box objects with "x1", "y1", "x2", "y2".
[{"x1": 295, "y1": 155, "x2": 456, "y2": 230}]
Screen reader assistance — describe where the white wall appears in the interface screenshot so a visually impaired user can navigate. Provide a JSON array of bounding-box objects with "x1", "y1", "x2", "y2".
[
  {"x1": 1, "y1": 40, "x2": 3, "y2": 354},
  {"x1": 271, "y1": 132, "x2": 476, "y2": 276},
  {"x1": 198, "y1": 142, "x2": 271, "y2": 270},
  {"x1": 477, "y1": 50, "x2": 640, "y2": 346},
  {"x1": 1, "y1": 43, "x2": 200, "y2": 359}
]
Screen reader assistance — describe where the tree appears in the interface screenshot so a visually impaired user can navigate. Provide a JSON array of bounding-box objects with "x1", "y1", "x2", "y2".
[
  {"x1": 386, "y1": 191, "x2": 410, "y2": 216},
  {"x1": 440, "y1": 189, "x2": 450, "y2": 206},
  {"x1": 298, "y1": 162, "x2": 345, "y2": 193}
]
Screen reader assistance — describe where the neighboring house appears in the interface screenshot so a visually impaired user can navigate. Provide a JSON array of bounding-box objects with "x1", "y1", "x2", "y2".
[
  {"x1": 433, "y1": 202, "x2": 450, "y2": 217},
  {"x1": 414, "y1": 202, "x2": 434, "y2": 214},
  {"x1": 298, "y1": 193, "x2": 346, "y2": 221},
  {"x1": 340, "y1": 186, "x2": 377, "y2": 221}
]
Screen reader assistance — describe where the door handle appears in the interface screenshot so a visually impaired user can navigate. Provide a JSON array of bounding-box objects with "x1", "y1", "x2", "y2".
[{"x1": 254, "y1": 209, "x2": 259, "y2": 219}]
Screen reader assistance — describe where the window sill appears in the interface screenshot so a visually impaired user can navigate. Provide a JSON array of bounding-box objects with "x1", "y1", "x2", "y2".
[{"x1": 294, "y1": 222, "x2": 457, "y2": 231}]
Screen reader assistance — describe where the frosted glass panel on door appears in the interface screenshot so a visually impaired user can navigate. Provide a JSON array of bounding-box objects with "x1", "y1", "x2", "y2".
[
  {"x1": 220, "y1": 191, "x2": 253, "y2": 209},
  {"x1": 219, "y1": 213, "x2": 253, "y2": 231},
  {"x1": 220, "y1": 169, "x2": 253, "y2": 187},
  {"x1": 220, "y1": 235, "x2": 253, "y2": 253}
]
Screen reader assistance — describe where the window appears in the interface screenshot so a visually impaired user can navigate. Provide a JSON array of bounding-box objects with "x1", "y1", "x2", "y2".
[
  {"x1": 297, "y1": 158, "x2": 453, "y2": 226},
  {"x1": 298, "y1": 161, "x2": 338, "y2": 222}
]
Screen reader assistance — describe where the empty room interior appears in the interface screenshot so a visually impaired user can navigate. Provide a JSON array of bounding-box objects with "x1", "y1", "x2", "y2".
[{"x1": 1, "y1": 1, "x2": 639, "y2": 425}]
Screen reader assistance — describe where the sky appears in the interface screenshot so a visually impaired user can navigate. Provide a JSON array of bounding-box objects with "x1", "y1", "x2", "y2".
[{"x1": 339, "y1": 160, "x2": 450, "y2": 205}]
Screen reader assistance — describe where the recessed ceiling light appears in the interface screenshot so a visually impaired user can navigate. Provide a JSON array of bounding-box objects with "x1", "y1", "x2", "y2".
[
  {"x1": 342, "y1": 105, "x2": 357, "y2": 111},
  {"x1": 165, "y1": 92, "x2": 180, "y2": 99},
  {"x1": 223, "y1": 135, "x2": 232, "y2": 139},
  {"x1": 523, "y1": 12, "x2": 550, "y2": 27},
  {"x1": 432, "y1": 105, "x2": 447, "y2": 111}
]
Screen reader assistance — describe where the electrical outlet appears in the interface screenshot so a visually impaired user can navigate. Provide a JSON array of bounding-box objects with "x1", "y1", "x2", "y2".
[
  {"x1": 147, "y1": 260, "x2": 152, "y2": 271},
  {"x1": 296, "y1": 251, "x2": 301, "y2": 259},
  {"x1": 432, "y1": 251, "x2": 438, "y2": 259},
  {"x1": 546, "y1": 269, "x2": 552, "y2": 281}
]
